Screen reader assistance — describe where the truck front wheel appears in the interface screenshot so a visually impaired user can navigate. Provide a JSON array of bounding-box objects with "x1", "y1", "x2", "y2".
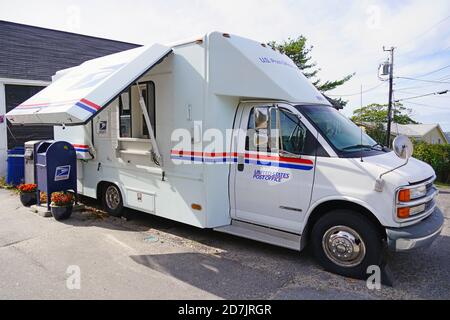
[
  {"x1": 311, "y1": 210, "x2": 383, "y2": 279},
  {"x1": 102, "y1": 184, "x2": 124, "y2": 217}
]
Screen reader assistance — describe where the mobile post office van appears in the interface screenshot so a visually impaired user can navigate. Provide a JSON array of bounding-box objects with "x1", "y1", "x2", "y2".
[{"x1": 7, "y1": 32, "x2": 444, "y2": 278}]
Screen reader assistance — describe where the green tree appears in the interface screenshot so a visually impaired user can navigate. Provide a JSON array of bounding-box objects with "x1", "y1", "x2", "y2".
[
  {"x1": 351, "y1": 103, "x2": 418, "y2": 125},
  {"x1": 269, "y1": 36, "x2": 354, "y2": 107},
  {"x1": 351, "y1": 103, "x2": 418, "y2": 145}
]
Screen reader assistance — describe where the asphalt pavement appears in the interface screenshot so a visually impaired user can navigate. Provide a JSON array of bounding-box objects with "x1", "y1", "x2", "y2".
[{"x1": 0, "y1": 187, "x2": 449, "y2": 300}]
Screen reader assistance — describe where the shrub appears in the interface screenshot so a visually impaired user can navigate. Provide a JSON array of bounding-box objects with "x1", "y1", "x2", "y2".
[
  {"x1": 413, "y1": 141, "x2": 450, "y2": 184},
  {"x1": 0, "y1": 177, "x2": 17, "y2": 191},
  {"x1": 17, "y1": 184, "x2": 37, "y2": 193},
  {"x1": 51, "y1": 192, "x2": 74, "y2": 207}
]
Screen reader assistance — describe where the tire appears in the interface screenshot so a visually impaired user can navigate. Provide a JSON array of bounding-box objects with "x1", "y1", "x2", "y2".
[
  {"x1": 311, "y1": 209, "x2": 383, "y2": 279},
  {"x1": 102, "y1": 184, "x2": 124, "y2": 217}
]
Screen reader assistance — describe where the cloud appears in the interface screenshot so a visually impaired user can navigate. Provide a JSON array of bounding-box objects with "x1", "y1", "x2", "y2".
[{"x1": 1, "y1": 0, "x2": 449, "y2": 129}]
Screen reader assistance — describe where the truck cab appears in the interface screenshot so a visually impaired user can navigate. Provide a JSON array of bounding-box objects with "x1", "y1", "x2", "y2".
[{"x1": 227, "y1": 101, "x2": 444, "y2": 278}]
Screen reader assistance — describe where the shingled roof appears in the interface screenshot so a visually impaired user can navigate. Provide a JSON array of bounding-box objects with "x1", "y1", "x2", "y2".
[{"x1": 0, "y1": 20, "x2": 140, "y2": 82}]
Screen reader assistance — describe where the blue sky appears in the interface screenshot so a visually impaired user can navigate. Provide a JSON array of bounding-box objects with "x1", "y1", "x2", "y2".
[{"x1": 1, "y1": 0, "x2": 449, "y2": 130}]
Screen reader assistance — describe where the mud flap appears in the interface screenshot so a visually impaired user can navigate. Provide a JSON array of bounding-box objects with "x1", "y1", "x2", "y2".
[{"x1": 380, "y1": 243, "x2": 395, "y2": 287}]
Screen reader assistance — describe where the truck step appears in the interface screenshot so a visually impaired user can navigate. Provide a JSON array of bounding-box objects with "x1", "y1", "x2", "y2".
[{"x1": 215, "y1": 220, "x2": 301, "y2": 251}]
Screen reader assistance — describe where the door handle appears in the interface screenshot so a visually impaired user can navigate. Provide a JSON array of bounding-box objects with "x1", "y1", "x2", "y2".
[{"x1": 237, "y1": 154, "x2": 245, "y2": 172}]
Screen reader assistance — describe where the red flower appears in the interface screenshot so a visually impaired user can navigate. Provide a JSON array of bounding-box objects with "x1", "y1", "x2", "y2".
[
  {"x1": 18, "y1": 184, "x2": 37, "y2": 193},
  {"x1": 51, "y1": 192, "x2": 74, "y2": 207}
]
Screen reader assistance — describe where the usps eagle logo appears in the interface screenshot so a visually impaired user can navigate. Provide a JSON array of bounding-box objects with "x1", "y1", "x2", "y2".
[{"x1": 54, "y1": 165, "x2": 71, "y2": 181}]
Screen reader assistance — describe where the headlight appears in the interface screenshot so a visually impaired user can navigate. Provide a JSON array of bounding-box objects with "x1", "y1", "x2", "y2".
[
  {"x1": 398, "y1": 185, "x2": 427, "y2": 202},
  {"x1": 410, "y1": 185, "x2": 427, "y2": 199},
  {"x1": 397, "y1": 204, "x2": 426, "y2": 219},
  {"x1": 396, "y1": 185, "x2": 430, "y2": 219}
]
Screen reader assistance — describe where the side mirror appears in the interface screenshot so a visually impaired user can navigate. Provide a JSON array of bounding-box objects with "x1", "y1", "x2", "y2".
[
  {"x1": 254, "y1": 108, "x2": 269, "y2": 130},
  {"x1": 375, "y1": 135, "x2": 414, "y2": 192},
  {"x1": 393, "y1": 135, "x2": 414, "y2": 160}
]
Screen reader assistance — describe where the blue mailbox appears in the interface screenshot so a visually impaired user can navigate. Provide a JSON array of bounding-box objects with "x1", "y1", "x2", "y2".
[{"x1": 36, "y1": 141, "x2": 77, "y2": 209}]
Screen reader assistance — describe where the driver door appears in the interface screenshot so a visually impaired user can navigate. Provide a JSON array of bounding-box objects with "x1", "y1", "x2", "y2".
[{"x1": 232, "y1": 104, "x2": 317, "y2": 234}]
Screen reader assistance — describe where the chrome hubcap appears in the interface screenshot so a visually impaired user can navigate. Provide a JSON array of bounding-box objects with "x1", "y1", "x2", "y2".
[
  {"x1": 105, "y1": 186, "x2": 120, "y2": 210},
  {"x1": 322, "y1": 226, "x2": 366, "y2": 267}
]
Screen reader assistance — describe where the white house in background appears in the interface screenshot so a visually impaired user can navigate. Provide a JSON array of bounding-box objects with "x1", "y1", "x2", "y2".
[{"x1": 390, "y1": 123, "x2": 449, "y2": 145}]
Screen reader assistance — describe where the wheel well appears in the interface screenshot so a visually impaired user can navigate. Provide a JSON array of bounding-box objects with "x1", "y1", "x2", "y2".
[
  {"x1": 96, "y1": 181, "x2": 111, "y2": 200},
  {"x1": 302, "y1": 200, "x2": 386, "y2": 248}
]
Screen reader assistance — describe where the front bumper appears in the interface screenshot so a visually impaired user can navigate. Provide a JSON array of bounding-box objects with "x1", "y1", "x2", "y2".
[{"x1": 386, "y1": 207, "x2": 444, "y2": 252}]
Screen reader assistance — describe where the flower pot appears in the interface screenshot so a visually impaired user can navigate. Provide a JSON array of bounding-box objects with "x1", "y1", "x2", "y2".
[
  {"x1": 20, "y1": 192, "x2": 37, "y2": 207},
  {"x1": 51, "y1": 204, "x2": 73, "y2": 221}
]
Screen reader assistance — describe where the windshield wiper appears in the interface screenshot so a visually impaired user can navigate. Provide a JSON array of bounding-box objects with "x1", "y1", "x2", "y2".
[
  {"x1": 341, "y1": 144, "x2": 373, "y2": 151},
  {"x1": 371, "y1": 143, "x2": 385, "y2": 151}
]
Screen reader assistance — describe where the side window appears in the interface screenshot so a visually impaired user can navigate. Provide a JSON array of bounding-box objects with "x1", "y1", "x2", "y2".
[
  {"x1": 118, "y1": 82, "x2": 156, "y2": 139},
  {"x1": 279, "y1": 109, "x2": 307, "y2": 155},
  {"x1": 247, "y1": 106, "x2": 270, "y2": 152},
  {"x1": 278, "y1": 108, "x2": 328, "y2": 157},
  {"x1": 246, "y1": 106, "x2": 328, "y2": 157},
  {"x1": 119, "y1": 90, "x2": 131, "y2": 138},
  {"x1": 141, "y1": 82, "x2": 156, "y2": 138}
]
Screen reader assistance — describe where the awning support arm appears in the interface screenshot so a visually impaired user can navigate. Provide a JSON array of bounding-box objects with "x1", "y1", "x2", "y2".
[{"x1": 136, "y1": 82, "x2": 163, "y2": 167}]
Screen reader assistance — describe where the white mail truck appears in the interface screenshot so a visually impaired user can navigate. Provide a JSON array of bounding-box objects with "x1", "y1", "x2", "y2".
[{"x1": 7, "y1": 32, "x2": 444, "y2": 278}]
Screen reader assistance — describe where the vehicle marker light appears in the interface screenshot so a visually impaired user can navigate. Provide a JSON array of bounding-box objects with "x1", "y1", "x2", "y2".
[
  {"x1": 398, "y1": 189, "x2": 411, "y2": 202},
  {"x1": 397, "y1": 207, "x2": 410, "y2": 219}
]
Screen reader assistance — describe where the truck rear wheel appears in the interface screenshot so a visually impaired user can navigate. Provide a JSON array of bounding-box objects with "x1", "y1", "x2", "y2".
[
  {"x1": 102, "y1": 184, "x2": 124, "y2": 217},
  {"x1": 311, "y1": 210, "x2": 383, "y2": 279}
]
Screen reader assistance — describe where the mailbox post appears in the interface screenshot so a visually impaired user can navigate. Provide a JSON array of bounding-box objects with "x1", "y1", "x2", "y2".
[{"x1": 35, "y1": 141, "x2": 78, "y2": 210}]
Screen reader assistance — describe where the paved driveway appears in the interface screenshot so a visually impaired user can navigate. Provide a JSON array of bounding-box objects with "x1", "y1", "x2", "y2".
[{"x1": 0, "y1": 188, "x2": 449, "y2": 299}]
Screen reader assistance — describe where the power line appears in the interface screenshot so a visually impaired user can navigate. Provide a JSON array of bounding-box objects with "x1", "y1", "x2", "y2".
[
  {"x1": 396, "y1": 76, "x2": 450, "y2": 84},
  {"x1": 395, "y1": 90, "x2": 449, "y2": 102},
  {"x1": 396, "y1": 84, "x2": 450, "y2": 94},
  {"x1": 395, "y1": 74, "x2": 450, "y2": 90},
  {"x1": 439, "y1": 75, "x2": 450, "y2": 80},
  {"x1": 414, "y1": 64, "x2": 450, "y2": 78},
  {"x1": 326, "y1": 82, "x2": 386, "y2": 97},
  {"x1": 406, "y1": 100, "x2": 447, "y2": 110},
  {"x1": 398, "y1": 15, "x2": 450, "y2": 48},
  {"x1": 395, "y1": 80, "x2": 448, "y2": 91},
  {"x1": 395, "y1": 88, "x2": 427, "y2": 94}
]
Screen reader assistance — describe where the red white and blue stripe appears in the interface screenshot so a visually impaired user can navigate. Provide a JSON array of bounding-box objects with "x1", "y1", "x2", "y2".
[
  {"x1": 18, "y1": 98, "x2": 102, "y2": 115},
  {"x1": 72, "y1": 144, "x2": 90, "y2": 153},
  {"x1": 170, "y1": 150, "x2": 314, "y2": 171},
  {"x1": 75, "y1": 99, "x2": 101, "y2": 114}
]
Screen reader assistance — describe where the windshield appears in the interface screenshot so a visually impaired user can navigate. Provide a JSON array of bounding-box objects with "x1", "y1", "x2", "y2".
[{"x1": 298, "y1": 105, "x2": 379, "y2": 153}]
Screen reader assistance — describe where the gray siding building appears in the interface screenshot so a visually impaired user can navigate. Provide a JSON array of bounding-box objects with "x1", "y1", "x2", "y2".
[{"x1": 0, "y1": 20, "x2": 139, "y2": 177}]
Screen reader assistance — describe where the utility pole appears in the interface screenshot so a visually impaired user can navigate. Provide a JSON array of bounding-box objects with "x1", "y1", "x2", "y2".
[{"x1": 383, "y1": 46, "x2": 395, "y2": 147}]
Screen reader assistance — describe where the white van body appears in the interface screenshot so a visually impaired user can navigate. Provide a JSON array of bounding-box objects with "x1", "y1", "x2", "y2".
[{"x1": 7, "y1": 32, "x2": 444, "y2": 277}]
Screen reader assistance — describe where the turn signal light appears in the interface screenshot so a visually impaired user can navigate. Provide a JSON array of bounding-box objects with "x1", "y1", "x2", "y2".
[
  {"x1": 397, "y1": 207, "x2": 410, "y2": 219},
  {"x1": 398, "y1": 189, "x2": 411, "y2": 202},
  {"x1": 191, "y1": 204, "x2": 202, "y2": 211}
]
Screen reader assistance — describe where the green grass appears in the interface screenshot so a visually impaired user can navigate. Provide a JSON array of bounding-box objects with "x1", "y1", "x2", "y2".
[{"x1": 435, "y1": 181, "x2": 450, "y2": 188}]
